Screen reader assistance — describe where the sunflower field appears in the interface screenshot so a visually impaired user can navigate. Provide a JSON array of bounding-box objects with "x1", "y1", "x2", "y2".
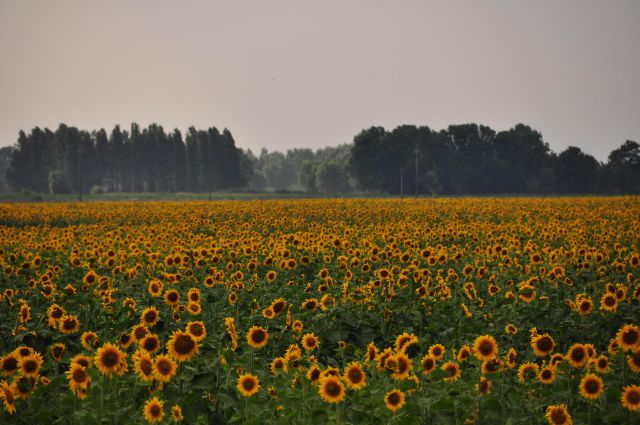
[{"x1": 1, "y1": 197, "x2": 640, "y2": 425}]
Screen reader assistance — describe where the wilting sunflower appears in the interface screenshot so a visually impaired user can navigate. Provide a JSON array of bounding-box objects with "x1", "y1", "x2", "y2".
[
  {"x1": 94, "y1": 343, "x2": 125, "y2": 377},
  {"x1": 18, "y1": 353, "x2": 42, "y2": 378},
  {"x1": 481, "y1": 358, "x2": 503, "y2": 375},
  {"x1": 538, "y1": 366, "x2": 555, "y2": 384},
  {"x1": 627, "y1": 348, "x2": 640, "y2": 373},
  {"x1": 616, "y1": 324, "x2": 640, "y2": 352},
  {"x1": 271, "y1": 357, "x2": 288, "y2": 375},
  {"x1": 81, "y1": 331, "x2": 99, "y2": 350},
  {"x1": 270, "y1": 298, "x2": 287, "y2": 315},
  {"x1": 343, "y1": 362, "x2": 366, "y2": 390},
  {"x1": 306, "y1": 364, "x2": 322, "y2": 384},
  {"x1": 545, "y1": 404, "x2": 572, "y2": 425},
  {"x1": 384, "y1": 389, "x2": 405, "y2": 412},
  {"x1": 531, "y1": 333, "x2": 556, "y2": 357},
  {"x1": 579, "y1": 373, "x2": 603, "y2": 400},
  {"x1": 457, "y1": 345, "x2": 472, "y2": 363},
  {"x1": 246, "y1": 326, "x2": 269, "y2": 350},
  {"x1": 153, "y1": 354, "x2": 177, "y2": 383},
  {"x1": 167, "y1": 330, "x2": 198, "y2": 362},
  {"x1": 473, "y1": 335, "x2": 498, "y2": 362},
  {"x1": 143, "y1": 397, "x2": 165, "y2": 423},
  {"x1": 566, "y1": 343, "x2": 588, "y2": 369},
  {"x1": 318, "y1": 376, "x2": 345, "y2": 403},
  {"x1": 237, "y1": 373, "x2": 260, "y2": 397},
  {"x1": 621, "y1": 385, "x2": 640, "y2": 411},
  {"x1": 50, "y1": 343, "x2": 66, "y2": 362},
  {"x1": 140, "y1": 307, "x2": 160, "y2": 328},
  {"x1": 442, "y1": 361, "x2": 461, "y2": 382},
  {"x1": 476, "y1": 376, "x2": 492, "y2": 395},
  {"x1": 301, "y1": 333, "x2": 320, "y2": 351},
  {"x1": 0, "y1": 380, "x2": 16, "y2": 414},
  {"x1": 171, "y1": 405, "x2": 183, "y2": 423},
  {"x1": 365, "y1": 342, "x2": 379, "y2": 363}
]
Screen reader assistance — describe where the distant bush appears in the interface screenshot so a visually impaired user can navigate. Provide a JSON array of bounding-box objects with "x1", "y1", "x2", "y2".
[{"x1": 90, "y1": 185, "x2": 107, "y2": 195}]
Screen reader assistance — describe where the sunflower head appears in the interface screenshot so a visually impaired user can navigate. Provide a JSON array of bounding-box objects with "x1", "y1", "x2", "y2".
[
  {"x1": 384, "y1": 389, "x2": 405, "y2": 412},
  {"x1": 237, "y1": 373, "x2": 260, "y2": 397},
  {"x1": 343, "y1": 362, "x2": 366, "y2": 390},
  {"x1": 246, "y1": 326, "x2": 269, "y2": 350},
  {"x1": 318, "y1": 376, "x2": 345, "y2": 403},
  {"x1": 545, "y1": 404, "x2": 572, "y2": 425},
  {"x1": 143, "y1": 397, "x2": 165, "y2": 423},
  {"x1": 167, "y1": 330, "x2": 199, "y2": 362},
  {"x1": 473, "y1": 335, "x2": 498, "y2": 362}
]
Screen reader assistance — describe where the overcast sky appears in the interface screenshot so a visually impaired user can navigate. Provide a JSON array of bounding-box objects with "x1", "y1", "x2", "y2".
[{"x1": 1, "y1": 0, "x2": 638, "y2": 161}]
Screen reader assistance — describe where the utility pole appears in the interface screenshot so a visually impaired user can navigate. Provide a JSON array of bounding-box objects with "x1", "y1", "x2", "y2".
[{"x1": 400, "y1": 174, "x2": 404, "y2": 197}]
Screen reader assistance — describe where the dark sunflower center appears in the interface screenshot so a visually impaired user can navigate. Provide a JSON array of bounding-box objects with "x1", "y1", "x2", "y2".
[
  {"x1": 479, "y1": 341, "x2": 493, "y2": 355},
  {"x1": 537, "y1": 337, "x2": 553, "y2": 351},
  {"x1": 627, "y1": 390, "x2": 640, "y2": 404},
  {"x1": 73, "y1": 368, "x2": 87, "y2": 382},
  {"x1": 23, "y1": 360, "x2": 37, "y2": 373},
  {"x1": 189, "y1": 324, "x2": 203, "y2": 336},
  {"x1": 52, "y1": 310, "x2": 63, "y2": 318},
  {"x1": 150, "y1": 405, "x2": 161, "y2": 416},
  {"x1": 140, "y1": 359, "x2": 153, "y2": 375},
  {"x1": 479, "y1": 381, "x2": 488, "y2": 392},
  {"x1": 423, "y1": 359, "x2": 434, "y2": 370},
  {"x1": 242, "y1": 378, "x2": 255, "y2": 391},
  {"x1": 310, "y1": 369, "x2": 320, "y2": 380},
  {"x1": 580, "y1": 302, "x2": 590, "y2": 311},
  {"x1": 542, "y1": 370, "x2": 552, "y2": 379},
  {"x1": 135, "y1": 329, "x2": 147, "y2": 339},
  {"x1": 145, "y1": 312, "x2": 157, "y2": 322},
  {"x1": 3, "y1": 357, "x2": 18, "y2": 371},
  {"x1": 157, "y1": 360, "x2": 171, "y2": 375},
  {"x1": 585, "y1": 379, "x2": 599, "y2": 393},
  {"x1": 273, "y1": 302, "x2": 285, "y2": 314},
  {"x1": 174, "y1": 334, "x2": 195, "y2": 354},
  {"x1": 348, "y1": 368, "x2": 363, "y2": 383},
  {"x1": 144, "y1": 338, "x2": 158, "y2": 351},
  {"x1": 251, "y1": 330, "x2": 266, "y2": 344},
  {"x1": 387, "y1": 392, "x2": 400, "y2": 405},
  {"x1": 598, "y1": 359, "x2": 608, "y2": 368},
  {"x1": 605, "y1": 296, "x2": 616, "y2": 306},
  {"x1": 168, "y1": 293, "x2": 178, "y2": 302},
  {"x1": 102, "y1": 350, "x2": 119, "y2": 367},
  {"x1": 63, "y1": 319, "x2": 76, "y2": 329},
  {"x1": 446, "y1": 365, "x2": 457, "y2": 376},
  {"x1": 550, "y1": 408, "x2": 567, "y2": 424},
  {"x1": 623, "y1": 329, "x2": 639, "y2": 345},
  {"x1": 571, "y1": 348, "x2": 585, "y2": 362},
  {"x1": 325, "y1": 381, "x2": 341, "y2": 397}
]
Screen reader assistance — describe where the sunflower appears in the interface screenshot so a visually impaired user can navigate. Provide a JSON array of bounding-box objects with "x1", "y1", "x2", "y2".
[
  {"x1": 262, "y1": 307, "x2": 275, "y2": 319},
  {"x1": 318, "y1": 376, "x2": 345, "y2": 403},
  {"x1": 1, "y1": 353, "x2": 19, "y2": 376},
  {"x1": 600, "y1": 293, "x2": 618, "y2": 312},
  {"x1": 505, "y1": 348, "x2": 518, "y2": 369},
  {"x1": 70, "y1": 354, "x2": 92, "y2": 369},
  {"x1": 538, "y1": 366, "x2": 555, "y2": 384},
  {"x1": 18, "y1": 353, "x2": 42, "y2": 378},
  {"x1": 579, "y1": 373, "x2": 603, "y2": 400},
  {"x1": 66, "y1": 364, "x2": 90, "y2": 393},
  {"x1": 143, "y1": 397, "x2": 165, "y2": 423},
  {"x1": 167, "y1": 330, "x2": 199, "y2": 362},
  {"x1": 118, "y1": 331, "x2": 134, "y2": 349},
  {"x1": 59, "y1": 315, "x2": 80, "y2": 335},
  {"x1": 164, "y1": 289, "x2": 180, "y2": 306},
  {"x1": 428, "y1": 344, "x2": 446, "y2": 361},
  {"x1": 81, "y1": 331, "x2": 99, "y2": 350},
  {"x1": 94, "y1": 343, "x2": 125, "y2": 377},
  {"x1": 592, "y1": 354, "x2": 610, "y2": 373},
  {"x1": 473, "y1": 335, "x2": 498, "y2": 362},
  {"x1": 140, "y1": 307, "x2": 160, "y2": 328},
  {"x1": 458, "y1": 346, "x2": 472, "y2": 364},
  {"x1": 139, "y1": 334, "x2": 161, "y2": 354},
  {"x1": 247, "y1": 326, "x2": 269, "y2": 350},
  {"x1": 187, "y1": 288, "x2": 200, "y2": 303},
  {"x1": 621, "y1": 385, "x2": 640, "y2": 411},
  {"x1": 531, "y1": 333, "x2": 555, "y2": 357},
  {"x1": 616, "y1": 324, "x2": 640, "y2": 352},
  {"x1": 384, "y1": 389, "x2": 405, "y2": 412},
  {"x1": 133, "y1": 350, "x2": 155, "y2": 381},
  {"x1": 517, "y1": 362, "x2": 539, "y2": 383},
  {"x1": 392, "y1": 353, "x2": 412, "y2": 380},
  {"x1": 301, "y1": 333, "x2": 319, "y2": 351},
  {"x1": 421, "y1": 354, "x2": 437, "y2": 375},
  {"x1": 577, "y1": 298, "x2": 593, "y2": 316},
  {"x1": 365, "y1": 342, "x2": 379, "y2": 363},
  {"x1": 186, "y1": 302, "x2": 201, "y2": 315},
  {"x1": 627, "y1": 348, "x2": 640, "y2": 373},
  {"x1": 306, "y1": 364, "x2": 322, "y2": 384},
  {"x1": 343, "y1": 362, "x2": 366, "y2": 390},
  {"x1": 442, "y1": 361, "x2": 461, "y2": 382},
  {"x1": 171, "y1": 405, "x2": 183, "y2": 423},
  {"x1": 505, "y1": 324, "x2": 518, "y2": 335},
  {"x1": 476, "y1": 376, "x2": 492, "y2": 395},
  {"x1": 302, "y1": 298, "x2": 318, "y2": 311},
  {"x1": 545, "y1": 404, "x2": 572, "y2": 425},
  {"x1": 237, "y1": 373, "x2": 260, "y2": 397},
  {"x1": 50, "y1": 343, "x2": 66, "y2": 362},
  {"x1": 271, "y1": 357, "x2": 288, "y2": 375},
  {"x1": 266, "y1": 270, "x2": 277, "y2": 282},
  {"x1": 0, "y1": 380, "x2": 16, "y2": 414},
  {"x1": 185, "y1": 321, "x2": 206, "y2": 342},
  {"x1": 394, "y1": 333, "x2": 417, "y2": 352},
  {"x1": 153, "y1": 354, "x2": 177, "y2": 382},
  {"x1": 270, "y1": 298, "x2": 287, "y2": 315},
  {"x1": 566, "y1": 343, "x2": 588, "y2": 369},
  {"x1": 18, "y1": 303, "x2": 30, "y2": 323}
]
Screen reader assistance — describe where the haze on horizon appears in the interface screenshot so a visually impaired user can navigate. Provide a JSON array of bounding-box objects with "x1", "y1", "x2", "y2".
[{"x1": 1, "y1": 0, "x2": 639, "y2": 161}]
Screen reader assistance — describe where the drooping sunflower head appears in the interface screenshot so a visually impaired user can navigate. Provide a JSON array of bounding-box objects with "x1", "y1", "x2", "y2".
[
  {"x1": 476, "y1": 376, "x2": 492, "y2": 395},
  {"x1": 442, "y1": 361, "x2": 461, "y2": 382}
]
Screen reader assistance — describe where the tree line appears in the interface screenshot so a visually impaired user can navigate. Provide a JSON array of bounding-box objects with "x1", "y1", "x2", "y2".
[
  {"x1": 3, "y1": 122, "x2": 639, "y2": 195},
  {"x1": 4, "y1": 123, "x2": 249, "y2": 195}
]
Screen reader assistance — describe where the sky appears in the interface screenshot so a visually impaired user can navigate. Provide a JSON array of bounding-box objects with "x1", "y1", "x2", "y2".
[{"x1": 0, "y1": 0, "x2": 639, "y2": 161}]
